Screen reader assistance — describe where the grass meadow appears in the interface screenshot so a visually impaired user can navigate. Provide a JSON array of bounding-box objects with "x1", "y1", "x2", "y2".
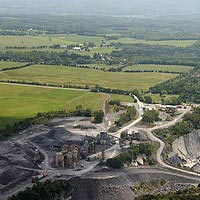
[
  {"x1": 0, "y1": 83, "x2": 133, "y2": 128},
  {"x1": 0, "y1": 83, "x2": 106, "y2": 128},
  {"x1": 0, "y1": 34, "x2": 104, "y2": 48},
  {"x1": 0, "y1": 61, "x2": 28, "y2": 70},
  {"x1": 123, "y1": 64, "x2": 193, "y2": 73},
  {"x1": 0, "y1": 64, "x2": 177, "y2": 90},
  {"x1": 116, "y1": 38, "x2": 197, "y2": 47}
]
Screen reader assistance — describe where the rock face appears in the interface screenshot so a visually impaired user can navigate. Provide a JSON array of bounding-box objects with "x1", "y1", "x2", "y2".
[{"x1": 172, "y1": 130, "x2": 200, "y2": 170}]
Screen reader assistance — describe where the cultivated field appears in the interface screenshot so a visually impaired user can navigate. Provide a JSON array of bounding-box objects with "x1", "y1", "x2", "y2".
[
  {"x1": 0, "y1": 34, "x2": 119, "y2": 56},
  {"x1": 116, "y1": 38, "x2": 197, "y2": 47},
  {"x1": 123, "y1": 64, "x2": 194, "y2": 73},
  {"x1": 0, "y1": 83, "x2": 103, "y2": 128},
  {"x1": 150, "y1": 94, "x2": 179, "y2": 104},
  {"x1": 0, "y1": 34, "x2": 104, "y2": 48},
  {"x1": 0, "y1": 61, "x2": 27, "y2": 70},
  {"x1": 110, "y1": 94, "x2": 133, "y2": 102},
  {"x1": 0, "y1": 64, "x2": 177, "y2": 90},
  {"x1": 0, "y1": 83, "x2": 133, "y2": 128}
]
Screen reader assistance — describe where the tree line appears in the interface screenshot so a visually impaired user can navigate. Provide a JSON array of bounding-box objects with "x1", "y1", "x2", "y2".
[
  {"x1": 123, "y1": 69, "x2": 182, "y2": 74},
  {"x1": 0, "y1": 63, "x2": 32, "y2": 71},
  {"x1": 0, "y1": 80, "x2": 90, "y2": 90},
  {"x1": 0, "y1": 51, "x2": 93, "y2": 66}
]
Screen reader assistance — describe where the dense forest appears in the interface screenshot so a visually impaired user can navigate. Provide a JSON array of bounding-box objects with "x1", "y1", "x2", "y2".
[
  {"x1": 111, "y1": 42, "x2": 200, "y2": 67},
  {"x1": 0, "y1": 51, "x2": 93, "y2": 66},
  {"x1": 150, "y1": 69, "x2": 200, "y2": 103}
]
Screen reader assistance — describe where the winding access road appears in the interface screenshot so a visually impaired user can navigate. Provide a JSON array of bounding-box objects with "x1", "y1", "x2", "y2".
[
  {"x1": 134, "y1": 105, "x2": 200, "y2": 177},
  {"x1": 112, "y1": 95, "x2": 200, "y2": 177}
]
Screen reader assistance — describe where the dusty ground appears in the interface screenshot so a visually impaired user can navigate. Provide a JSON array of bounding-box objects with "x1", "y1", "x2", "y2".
[{"x1": 70, "y1": 167, "x2": 199, "y2": 200}]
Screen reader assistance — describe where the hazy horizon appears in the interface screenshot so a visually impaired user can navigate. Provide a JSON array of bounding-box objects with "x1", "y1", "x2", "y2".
[{"x1": 0, "y1": 0, "x2": 199, "y2": 18}]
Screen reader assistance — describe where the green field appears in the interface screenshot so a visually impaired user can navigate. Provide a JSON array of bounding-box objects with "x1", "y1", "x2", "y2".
[
  {"x1": 123, "y1": 64, "x2": 193, "y2": 73},
  {"x1": 117, "y1": 38, "x2": 197, "y2": 47},
  {"x1": 0, "y1": 34, "x2": 196, "y2": 50},
  {"x1": 0, "y1": 34, "x2": 116, "y2": 56},
  {"x1": 0, "y1": 61, "x2": 27, "y2": 70},
  {"x1": 110, "y1": 94, "x2": 133, "y2": 102},
  {"x1": 0, "y1": 83, "x2": 135, "y2": 128},
  {"x1": 0, "y1": 34, "x2": 104, "y2": 48},
  {"x1": 0, "y1": 64, "x2": 177, "y2": 90},
  {"x1": 150, "y1": 94, "x2": 179, "y2": 104},
  {"x1": 0, "y1": 83, "x2": 108, "y2": 128},
  {"x1": 57, "y1": 34, "x2": 103, "y2": 45}
]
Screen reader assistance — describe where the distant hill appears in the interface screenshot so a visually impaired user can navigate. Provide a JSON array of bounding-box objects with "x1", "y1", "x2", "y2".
[{"x1": 0, "y1": 0, "x2": 199, "y2": 18}]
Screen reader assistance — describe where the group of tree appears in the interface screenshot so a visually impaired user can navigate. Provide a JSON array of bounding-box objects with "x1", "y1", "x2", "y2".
[
  {"x1": 116, "y1": 106, "x2": 137, "y2": 127},
  {"x1": 109, "y1": 99, "x2": 121, "y2": 106},
  {"x1": 0, "y1": 63, "x2": 31, "y2": 72},
  {"x1": 111, "y1": 43, "x2": 200, "y2": 67},
  {"x1": 93, "y1": 110, "x2": 104, "y2": 124},
  {"x1": 144, "y1": 96, "x2": 152, "y2": 104},
  {"x1": 150, "y1": 68, "x2": 200, "y2": 103},
  {"x1": 142, "y1": 109, "x2": 159, "y2": 124},
  {"x1": 124, "y1": 69, "x2": 181, "y2": 74},
  {"x1": 91, "y1": 85, "x2": 133, "y2": 96},
  {"x1": 154, "y1": 107, "x2": 200, "y2": 144},
  {"x1": 106, "y1": 143, "x2": 155, "y2": 169},
  {"x1": 136, "y1": 184, "x2": 200, "y2": 200},
  {"x1": 0, "y1": 51, "x2": 93, "y2": 66},
  {"x1": 8, "y1": 180, "x2": 72, "y2": 200},
  {"x1": 0, "y1": 80, "x2": 89, "y2": 90}
]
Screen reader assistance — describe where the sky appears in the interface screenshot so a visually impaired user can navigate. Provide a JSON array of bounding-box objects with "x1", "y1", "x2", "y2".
[{"x1": 0, "y1": 0, "x2": 199, "y2": 17}]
